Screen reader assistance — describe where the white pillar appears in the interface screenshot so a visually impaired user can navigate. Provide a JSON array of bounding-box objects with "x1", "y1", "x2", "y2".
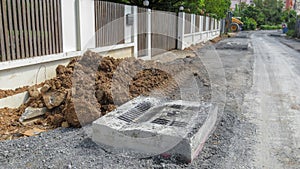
[
  {"x1": 78, "y1": 0, "x2": 95, "y2": 50},
  {"x1": 206, "y1": 17, "x2": 209, "y2": 32},
  {"x1": 61, "y1": 0, "x2": 77, "y2": 52},
  {"x1": 124, "y1": 5, "x2": 133, "y2": 44},
  {"x1": 191, "y1": 14, "x2": 195, "y2": 45},
  {"x1": 133, "y1": 6, "x2": 138, "y2": 58},
  {"x1": 146, "y1": 9, "x2": 151, "y2": 59},
  {"x1": 177, "y1": 12, "x2": 185, "y2": 50}
]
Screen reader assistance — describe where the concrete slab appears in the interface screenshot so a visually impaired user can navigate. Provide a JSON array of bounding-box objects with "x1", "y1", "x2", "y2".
[
  {"x1": 92, "y1": 96, "x2": 218, "y2": 162},
  {"x1": 0, "y1": 91, "x2": 29, "y2": 108}
]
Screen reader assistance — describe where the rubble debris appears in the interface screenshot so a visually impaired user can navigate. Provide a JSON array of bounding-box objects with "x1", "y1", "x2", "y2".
[
  {"x1": 22, "y1": 128, "x2": 46, "y2": 137},
  {"x1": 0, "y1": 50, "x2": 210, "y2": 140},
  {"x1": 42, "y1": 91, "x2": 67, "y2": 110},
  {"x1": 19, "y1": 107, "x2": 48, "y2": 122}
]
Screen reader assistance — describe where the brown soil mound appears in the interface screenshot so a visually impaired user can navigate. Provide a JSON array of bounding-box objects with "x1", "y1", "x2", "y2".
[{"x1": 0, "y1": 51, "x2": 210, "y2": 140}]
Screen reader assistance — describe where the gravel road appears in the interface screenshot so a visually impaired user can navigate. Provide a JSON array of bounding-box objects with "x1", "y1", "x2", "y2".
[
  {"x1": 1, "y1": 31, "x2": 299, "y2": 168},
  {"x1": 245, "y1": 31, "x2": 300, "y2": 168}
]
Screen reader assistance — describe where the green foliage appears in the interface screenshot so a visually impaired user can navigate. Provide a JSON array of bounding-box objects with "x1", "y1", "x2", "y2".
[
  {"x1": 242, "y1": 17, "x2": 257, "y2": 30},
  {"x1": 240, "y1": 4, "x2": 264, "y2": 26},
  {"x1": 286, "y1": 10, "x2": 297, "y2": 29},
  {"x1": 260, "y1": 25, "x2": 281, "y2": 30},
  {"x1": 286, "y1": 30, "x2": 296, "y2": 37},
  {"x1": 236, "y1": 0, "x2": 288, "y2": 27},
  {"x1": 204, "y1": 0, "x2": 231, "y2": 19},
  {"x1": 109, "y1": 0, "x2": 190, "y2": 11},
  {"x1": 112, "y1": 0, "x2": 230, "y2": 19}
]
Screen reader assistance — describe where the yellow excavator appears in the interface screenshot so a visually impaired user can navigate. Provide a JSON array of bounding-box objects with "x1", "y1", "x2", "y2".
[
  {"x1": 230, "y1": 17, "x2": 243, "y2": 32},
  {"x1": 225, "y1": 12, "x2": 243, "y2": 32}
]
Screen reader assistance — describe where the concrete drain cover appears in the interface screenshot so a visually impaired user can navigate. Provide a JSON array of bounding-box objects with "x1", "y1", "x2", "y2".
[{"x1": 92, "y1": 96, "x2": 217, "y2": 162}]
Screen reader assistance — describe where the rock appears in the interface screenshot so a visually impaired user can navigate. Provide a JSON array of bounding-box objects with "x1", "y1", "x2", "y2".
[
  {"x1": 61, "y1": 121, "x2": 69, "y2": 128},
  {"x1": 47, "y1": 114, "x2": 64, "y2": 127},
  {"x1": 42, "y1": 91, "x2": 67, "y2": 109},
  {"x1": 22, "y1": 128, "x2": 45, "y2": 136},
  {"x1": 63, "y1": 101, "x2": 101, "y2": 127},
  {"x1": 56, "y1": 65, "x2": 66, "y2": 75},
  {"x1": 28, "y1": 86, "x2": 40, "y2": 98},
  {"x1": 19, "y1": 107, "x2": 48, "y2": 122},
  {"x1": 41, "y1": 84, "x2": 50, "y2": 93}
]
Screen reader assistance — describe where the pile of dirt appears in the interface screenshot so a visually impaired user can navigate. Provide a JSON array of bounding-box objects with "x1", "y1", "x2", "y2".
[
  {"x1": 0, "y1": 84, "x2": 43, "y2": 99},
  {"x1": 0, "y1": 51, "x2": 210, "y2": 140}
]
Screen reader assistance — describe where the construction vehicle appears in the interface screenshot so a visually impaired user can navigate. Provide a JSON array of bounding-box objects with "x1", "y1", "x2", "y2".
[{"x1": 225, "y1": 12, "x2": 244, "y2": 32}]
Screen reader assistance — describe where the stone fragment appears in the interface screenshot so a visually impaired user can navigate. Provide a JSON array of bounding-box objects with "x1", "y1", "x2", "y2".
[
  {"x1": 42, "y1": 91, "x2": 66, "y2": 109},
  {"x1": 19, "y1": 107, "x2": 47, "y2": 122}
]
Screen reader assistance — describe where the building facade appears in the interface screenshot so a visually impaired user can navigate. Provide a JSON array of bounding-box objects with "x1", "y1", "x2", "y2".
[
  {"x1": 230, "y1": 0, "x2": 254, "y2": 10},
  {"x1": 284, "y1": 0, "x2": 300, "y2": 14}
]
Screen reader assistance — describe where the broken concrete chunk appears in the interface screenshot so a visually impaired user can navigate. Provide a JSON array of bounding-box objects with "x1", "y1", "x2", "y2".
[
  {"x1": 19, "y1": 107, "x2": 47, "y2": 122},
  {"x1": 42, "y1": 91, "x2": 66, "y2": 109}
]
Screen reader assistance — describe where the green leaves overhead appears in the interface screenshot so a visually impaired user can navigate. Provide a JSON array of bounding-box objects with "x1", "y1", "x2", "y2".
[{"x1": 109, "y1": 0, "x2": 231, "y2": 18}]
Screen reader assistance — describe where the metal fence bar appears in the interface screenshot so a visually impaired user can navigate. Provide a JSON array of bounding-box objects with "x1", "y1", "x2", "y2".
[
  {"x1": 94, "y1": 1, "x2": 125, "y2": 48},
  {"x1": 12, "y1": 0, "x2": 20, "y2": 59},
  {"x1": 151, "y1": 10, "x2": 177, "y2": 56},
  {"x1": 3, "y1": 0, "x2": 11, "y2": 60},
  {"x1": 35, "y1": 0, "x2": 41, "y2": 56},
  {"x1": 0, "y1": 2, "x2": 6, "y2": 61},
  {"x1": 0, "y1": 0, "x2": 63, "y2": 62}
]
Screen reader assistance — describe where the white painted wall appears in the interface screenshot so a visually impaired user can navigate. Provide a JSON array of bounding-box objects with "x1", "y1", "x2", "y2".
[{"x1": 0, "y1": 56, "x2": 71, "y2": 90}]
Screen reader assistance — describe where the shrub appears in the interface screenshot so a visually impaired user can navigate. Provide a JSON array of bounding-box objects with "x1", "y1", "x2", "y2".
[
  {"x1": 260, "y1": 25, "x2": 281, "y2": 30},
  {"x1": 242, "y1": 17, "x2": 257, "y2": 30},
  {"x1": 286, "y1": 30, "x2": 296, "y2": 37}
]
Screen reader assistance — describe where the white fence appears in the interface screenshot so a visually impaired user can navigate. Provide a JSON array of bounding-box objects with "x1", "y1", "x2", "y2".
[{"x1": 0, "y1": 0, "x2": 220, "y2": 90}]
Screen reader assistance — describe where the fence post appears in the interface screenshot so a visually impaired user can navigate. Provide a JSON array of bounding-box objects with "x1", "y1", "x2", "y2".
[
  {"x1": 61, "y1": 0, "x2": 77, "y2": 53},
  {"x1": 177, "y1": 12, "x2": 185, "y2": 50},
  {"x1": 191, "y1": 14, "x2": 195, "y2": 45},
  {"x1": 124, "y1": 5, "x2": 133, "y2": 44},
  {"x1": 133, "y1": 6, "x2": 138, "y2": 58},
  {"x1": 200, "y1": 16, "x2": 203, "y2": 42},
  {"x1": 205, "y1": 17, "x2": 209, "y2": 41},
  {"x1": 146, "y1": 9, "x2": 151, "y2": 59},
  {"x1": 78, "y1": 0, "x2": 95, "y2": 50}
]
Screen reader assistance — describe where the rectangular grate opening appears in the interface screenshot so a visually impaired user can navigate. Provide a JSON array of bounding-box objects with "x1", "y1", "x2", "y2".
[
  {"x1": 169, "y1": 104, "x2": 182, "y2": 109},
  {"x1": 135, "y1": 101, "x2": 152, "y2": 111},
  {"x1": 169, "y1": 121, "x2": 188, "y2": 127},
  {"x1": 167, "y1": 111, "x2": 178, "y2": 117},
  {"x1": 151, "y1": 118, "x2": 170, "y2": 125},
  {"x1": 118, "y1": 102, "x2": 152, "y2": 122}
]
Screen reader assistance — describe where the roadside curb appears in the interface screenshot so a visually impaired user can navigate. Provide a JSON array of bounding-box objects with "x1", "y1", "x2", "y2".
[{"x1": 279, "y1": 39, "x2": 300, "y2": 52}]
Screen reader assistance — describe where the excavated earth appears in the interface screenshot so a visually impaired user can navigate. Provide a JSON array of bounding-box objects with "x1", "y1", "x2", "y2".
[{"x1": 0, "y1": 51, "x2": 210, "y2": 141}]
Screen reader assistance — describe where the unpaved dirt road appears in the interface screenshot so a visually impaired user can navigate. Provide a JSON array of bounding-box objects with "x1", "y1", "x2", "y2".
[{"x1": 244, "y1": 31, "x2": 300, "y2": 168}]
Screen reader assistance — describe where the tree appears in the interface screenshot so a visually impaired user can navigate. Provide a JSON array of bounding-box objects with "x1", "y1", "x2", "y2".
[
  {"x1": 203, "y1": 0, "x2": 231, "y2": 19},
  {"x1": 110, "y1": 0, "x2": 230, "y2": 19},
  {"x1": 109, "y1": 0, "x2": 203, "y2": 12},
  {"x1": 241, "y1": 4, "x2": 265, "y2": 26}
]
